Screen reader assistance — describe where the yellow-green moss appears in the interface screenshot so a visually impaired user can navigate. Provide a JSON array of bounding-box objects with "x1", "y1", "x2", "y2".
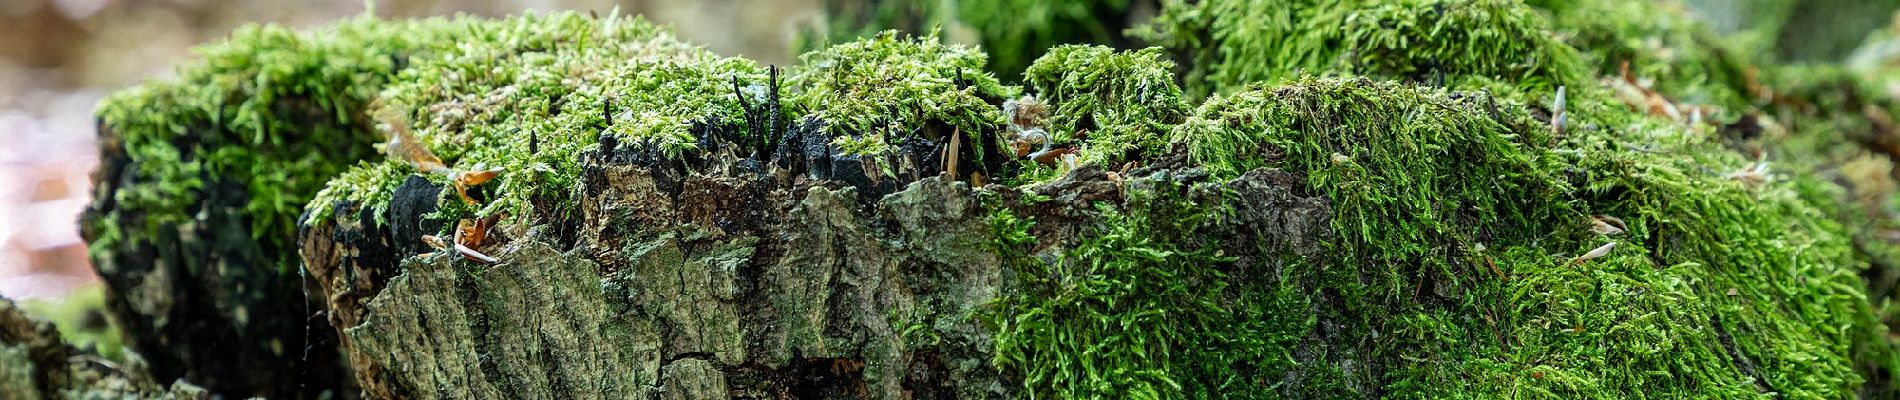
[
  {"x1": 788, "y1": 31, "x2": 1016, "y2": 158},
  {"x1": 1022, "y1": 45, "x2": 1189, "y2": 166},
  {"x1": 1168, "y1": 75, "x2": 1890, "y2": 397},
  {"x1": 982, "y1": 73, "x2": 1895, "y2": 397},
  {"x1": 987, "y1": 185, "x2": 1315, "y2": 399},
  {"x1": 1138, "y1": 0, "x2": 1587, "y2": 97},
  {"x1": 91, "y1": 16, "x2": 458, "y2": 271},
  {"x1": 306, "y1": 12, "x2": 765, "y2": 224}
]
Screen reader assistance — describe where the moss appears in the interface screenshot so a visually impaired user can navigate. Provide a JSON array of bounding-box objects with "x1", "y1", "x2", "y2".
[
  {"x1": 1550, "y1": 116, "x2": 1889, "y2": 396},
  {"x1": 789, "y1": 31, "x2": 1016, "y2": 153},
  {"x1": 1022, "y1": 45, "x2": 1190, "y2": 166},
  {"x1": 89, "y1": 16, "x2": 454, "y2": 271},
  {"x1": 311, "y1": 17, "x2": 1020, "y2": 237},
  {"x1": 1172, "y1": 78, "x2": 1576, "y2": 396},
  {"x1": 988, "y1": 177, "x2": 1330, "y2": 399},
  {"x1": 306, "y1": 160, "x2": 407, "y2": 223},
  {"x1": 306, "y1": 12, "x2": 765, "y2": 224},
  {"x1": 1138, "y1": 0, "x2": 1587, "y2": 97},
  {"x1": 1162, "y1": 76, "x2": 1895, "y2": 397},
  {"x1": 1756, "y1": 62, "x2": 1900, "y2": 342}
]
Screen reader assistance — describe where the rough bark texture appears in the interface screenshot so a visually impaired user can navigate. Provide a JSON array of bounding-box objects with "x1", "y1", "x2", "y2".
[
  {"x1": 303, "y1": 141, "x2": 1029, "y2": 398},
  {"x1": 296, "y1": 127, "x2": 1346, "y2": 398}
]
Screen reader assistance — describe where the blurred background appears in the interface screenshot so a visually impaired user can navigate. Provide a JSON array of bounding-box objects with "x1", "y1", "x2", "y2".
[{"x1": 0, "y1": 0, "x2": 821, "y2": 301}]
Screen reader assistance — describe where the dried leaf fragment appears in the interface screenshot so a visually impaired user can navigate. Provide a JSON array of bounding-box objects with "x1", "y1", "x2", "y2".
[
  {"x1": 380, "y1": 113, "x2": 447, "y2": 173},
  {"x1": 1572, "y1": 242, "x2": 1617, "y2": 265},
  {"x1": 454, "y1": 243, "x2": 500, "y2": 264},
  {"x1": 1590, "y1": 214, "x2": 1627, "y2": 235}
]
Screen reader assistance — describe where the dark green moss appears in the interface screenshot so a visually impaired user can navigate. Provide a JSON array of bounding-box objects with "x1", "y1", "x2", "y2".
[{"x1": 987, "y1": 185, "x2": 1306, "y2": 399}]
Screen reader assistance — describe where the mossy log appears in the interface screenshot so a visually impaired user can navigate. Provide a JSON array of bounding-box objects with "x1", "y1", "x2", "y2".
[{"x1": 63, "y1": 0, "x2": 1900, "y2": 398}]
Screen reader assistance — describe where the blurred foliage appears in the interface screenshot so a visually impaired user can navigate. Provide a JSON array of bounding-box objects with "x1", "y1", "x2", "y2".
[
  {"x1": 19, "y1": 285, "x2": 123, "y2": 361},
  {"x1": 1134, "y1": 0, "x2": 1585, "y2": 98},
  {"x1": 800, "y1": 0, "x2": 1145, "y2": 81}
]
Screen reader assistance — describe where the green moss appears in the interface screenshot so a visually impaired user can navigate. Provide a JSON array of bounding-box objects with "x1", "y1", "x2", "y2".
[
  {"x1": 985, "y1": 68, "x2": 1895, "y2": 397},
  {"x1": 789, "y1": 31, "x2": 1015, "y2": 155},
  {"x1": 1549, "y1": 117, "x2": 1888, "y2": 397},
  {"x1": 989, "y1": 187, "x2": 1305, "y2": 399},
  {"x1": 1139, "y1": 0, "x2": 1587, "y2": 98},
  {"x1": 1173, "y1": 78, "x2": 1575, "y2": 397},
  {"x1": 1022, "y1": 45, "x2": 1189, "y2": 165},
  {"x1": 1161, "y1": 76, "x2": 1894, "y2": 397},
  {"x1": 312, "y1": 17, "x2": 1022, "y2": 233},
  {"x1": 307, "y1": 12, "x2": 766, "y2": 223},
  {"x1": 306, "y1": 160, "x2": 407, "y2": 222},
  {"x1": 91, "y1": 16, "x2": 456, "y2": 271}
]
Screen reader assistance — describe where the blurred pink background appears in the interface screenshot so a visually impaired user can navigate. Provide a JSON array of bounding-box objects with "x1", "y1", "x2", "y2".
[{"x1": 0, "y1": 0, "x2": 818, "y2": 300}]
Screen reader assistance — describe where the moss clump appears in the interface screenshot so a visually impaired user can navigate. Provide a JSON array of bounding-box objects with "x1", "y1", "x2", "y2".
[
  {"x1": 788, "y1": 31, "x2": 1015, "y2": 161},
  {"x1": 307, "y1": 12, "x2": 766, "y2": 223},
  {"x1": 1174, "y1": 79, "x2": 1576, "y2": 396},
  {"x1": 987, "y1": 184, "x2": 1311, "y2": 399},
  {"x1": 89, "y1": 17, "x2": 462, "y2": 271},
  {"x1": 1022, "y1": 45, "x2": 1190, "y2": 165},
  {"x1": 307, "y1": 160, "x2": 407, "y2": 222},
  {"x1": 1139, "y1": 0, "x2": 1586, "y2": 97},
  {"x1": 1159, "y1": 76, "x2": 1894, "y2": 397},
  {"x1": 314, "y1": 19, "x2": 1027, "y2": 229}
]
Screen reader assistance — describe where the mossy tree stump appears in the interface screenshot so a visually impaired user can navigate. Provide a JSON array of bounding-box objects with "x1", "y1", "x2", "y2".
[{"x1": 55, "y1": 0, "x2": 1900, "y2": 398}]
